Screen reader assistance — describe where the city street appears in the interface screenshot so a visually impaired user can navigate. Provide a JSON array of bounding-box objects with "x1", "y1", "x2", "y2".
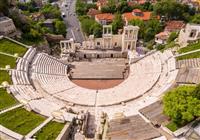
[{"x1": 59, "y1": 0, "x2": 85, "y2": 43}]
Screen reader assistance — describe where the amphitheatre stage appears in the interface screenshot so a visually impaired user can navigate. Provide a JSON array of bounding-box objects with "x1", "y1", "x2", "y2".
[{"x1": 69, "y1": 58, "x2": 129, "y2": 80}]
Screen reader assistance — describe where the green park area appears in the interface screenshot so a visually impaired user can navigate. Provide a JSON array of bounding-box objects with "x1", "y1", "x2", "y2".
[
  {"x1": 0, "y1": 107, "x2": 45, "y2": 135},
  {"x1": 34, "y1": 121, "x2": 65, "y2": 140},
  {"x1": 0, "y1": 88, "x2": 17, "y2": 111},
  {"x1": 0, "y1": 54, "x2": 16, "y2": 68},
  {"x1": 163, "y1": 85, "x2": 200, "y2": 131},
  {"x1": 0, "y1": 70, "x2": 11, "y2": 84},
  {"x1": 0, "y1": 39, "x2": 27, "y2": 56},
  {"x1": 177, "y1": 42, "x2": 200, "y2": 60}
]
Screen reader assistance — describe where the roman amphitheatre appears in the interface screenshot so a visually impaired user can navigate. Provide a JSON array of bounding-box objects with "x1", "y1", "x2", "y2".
[{"x1": 0, "y1": 26, "x2": 180, "y2": 140}]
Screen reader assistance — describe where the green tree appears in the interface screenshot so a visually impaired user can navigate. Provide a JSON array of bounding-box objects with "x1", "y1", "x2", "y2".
[
  {"x1": 0, "y1": 0, "x2": 8, "y2": 15},
  {"x1": 153, "y1": 0, "x2": 194, "y2": 21},
  {"x1": 163, "y1": 86, "x2": 200, "y2": 126},
  {"x1": 144, "y1": 19, "x2": 162, "y2": 42},
  {"x1": 167, "y1": 32, "x2": 178, "y2": 43},
  {"x1": 101, "y1": 0, "x2": 116, "y2": 13},
  {"x1": 80, "y1": 16, "x2": 102, "y2": 37},
  {"x1": 90, "y1": 23, "x2": 102, "y2": 38},
  {"x1": 142, "y1": 2, "x2": 154, "y2": 11},
  {"x1": 41, "y1": 4, "x2": 61, "y2": 18},
  {"x1": 191, "y1": 14, "x2": 200, "y2": 24},
  {"x1": 54, "y1": 20, "x2": 66, "y2": 36},
  {"x1": 129, "y1": 19, "x2": 145, "y2": 38},
  {"x1": 192, "y1": 84, "x2": 200, "y2": 100},
  {"x1": 112, "y1": 14, "x2": 124, "y2": 34},
  {"x1": 116, "y1": 1, "x2": 132, "y2": 13},
  {"x1": 76, "y1": 0, "x2": 87, "y2": 16},
  {"x1": 23, "y1": 28, "x2": 42, "y2": 41},
  {"x1": 80, "y1": 17, "x2": 96, "y2": 35}
]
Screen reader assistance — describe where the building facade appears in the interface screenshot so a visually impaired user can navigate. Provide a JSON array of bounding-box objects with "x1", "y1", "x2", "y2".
[
  {"x1": 0, "y1": 17, "x2": 16, "y2": 37},
  {"x1": 178, "y1": 23, "x2": 200, "y2": 46}
]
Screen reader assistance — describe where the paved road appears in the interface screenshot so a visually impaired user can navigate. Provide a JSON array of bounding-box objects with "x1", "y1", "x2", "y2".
[{"x1": 59, "y1": 0, "x2": 85, "y2": 43}]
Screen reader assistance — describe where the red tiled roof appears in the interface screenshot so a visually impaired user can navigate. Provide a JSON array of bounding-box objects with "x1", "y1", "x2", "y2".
[
  {"x1": 95, "y1": 13, "x2": 114, "y2": 21},
  {"x1": 164, "y1": 20, "x2": 185, "y2": 32},
  {"x1": 123, "y1": 11, "x2": 152, "y2": 21}
]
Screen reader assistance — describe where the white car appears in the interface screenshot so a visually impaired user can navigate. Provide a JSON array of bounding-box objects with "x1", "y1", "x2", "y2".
[{"x1": 62, "y1": 12, "x2": 66, "y2": 18}]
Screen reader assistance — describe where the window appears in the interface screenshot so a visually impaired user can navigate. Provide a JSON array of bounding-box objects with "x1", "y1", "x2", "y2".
[
  {"x1": 189, "y1": 30, "x2": 197, "y2": 38},
  {"x1": 111, "y1": 54, "x2": 113, "y2": 58},
  {"x1": 97, "y1": 42, "x2": 100, "y2": 45},
  {"x1": 128, "y1": 45, "x2": 131, "y2": 50}
]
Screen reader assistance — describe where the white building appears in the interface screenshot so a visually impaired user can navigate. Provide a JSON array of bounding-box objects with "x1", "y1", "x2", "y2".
[
  {"x1": 60, "y1": 25, "x2": 139, "y2": 58},
  {"x1": 178, "y1": 23, "x2": 200, "y2": 47},
  {"x1": 0, "y1": 17, "x2": 16, "y2": 37}
]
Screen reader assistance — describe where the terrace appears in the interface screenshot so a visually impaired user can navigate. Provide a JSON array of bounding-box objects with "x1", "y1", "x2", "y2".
[
  {"x1": 0, "y1": 89, "x2": 17, "y2": 110},
  {"x1": 177, "y1": 42, "x2": 200, "y2": 60},
  {"x1": 0, "y1": 70, "x2": 12, "y2": 84},
  {"x1": 34, "y1": 121, "x2": 65, "y2": 140},
  {"x1": 0, "y1": 54, "x2": 16, "y2": 68},
  {"x1": 0, "y1": 39, "x2": 27, "y2": 56},
  {"x1": 0, "y1": 107, "x2": 45, "y2": 135}
]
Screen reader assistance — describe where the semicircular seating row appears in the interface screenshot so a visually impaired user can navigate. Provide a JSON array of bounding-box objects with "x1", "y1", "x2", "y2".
[
  {"x1": 9, "y1": 48, "x2": 71, "y2": 118},
  {"x1": 94, "y1": 50, "x2": 178, "y2": 117},
  {"x1": 30, "y1": 52, "x2": 162, "y2": 106},
  {"x1": 9, "y1": 47, "x2": 177, "y2": 118}
]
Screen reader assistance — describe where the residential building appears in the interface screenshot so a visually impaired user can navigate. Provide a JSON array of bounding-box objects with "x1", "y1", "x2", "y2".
[
  {"x1": 0, "y1": 16, "x2": 16, "y2": 37},
  {"x1": 155, "y1": 20, "x2": 185, "y2": 45},
  {"x1": 155, "y1": 32, "x2": 170, "y2": 45},
  {"x1": 123, "y1": 9, "x2": 154, "y2": 25},
  {"x1": 95, "y1": 13, "x2": 114, "y2": 25}
]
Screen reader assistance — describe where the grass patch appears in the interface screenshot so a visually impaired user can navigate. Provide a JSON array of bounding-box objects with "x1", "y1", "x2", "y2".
[
  {"x1": 0, "y1": 107, "x2": 45, "y2": 135},
  {"x1": 0, "y1": 39, "x2": 27, "y2": 56},
  {"x1": 34, "y1": 121, "x2": 65, "y2": 140},
  {"x1": 177, "y1": 51, "x2": 200, "y2": 60},
  {"x1": 178, "y1": 42, "x2": 200, "y2": 54},
  {"x1": 0, "y1": 70, "x2": 11, "y2": 84},
  {"x1": 0, "y1": 54, "x2": 16, "y2": 68},
  {"x1": 0, "y1": 89, "x2": 17, "y2": 110},
  {"x1": 166, "y1": 121, "x2": 178, "y2": 132}
]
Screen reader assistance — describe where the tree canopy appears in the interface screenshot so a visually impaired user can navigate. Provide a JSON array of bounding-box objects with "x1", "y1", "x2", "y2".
[
  {"x1": 129, "y1": 19, "x2": 162, "y2": 42},
  {"x1": 153, "y1": 0, "x2": 195, "y2": 21},
  {"x1": 163, "y1": 86, "x2": 200, "y2": 126},
  {"x1": 112, "y1": 14, "x2": 124, "y2": 34},
  {"x1": 41, "y1": 4, "x2": 61, "y2": 19},
  {"x1": 0, "y1": 0, "x2": 9, "y2": 15},
  {"x1": 80, "y1": 16, "x2": 102, "y2": 37},
  {"x1": 54, "y1": 20, "x2": 66, "y2": 36}
]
